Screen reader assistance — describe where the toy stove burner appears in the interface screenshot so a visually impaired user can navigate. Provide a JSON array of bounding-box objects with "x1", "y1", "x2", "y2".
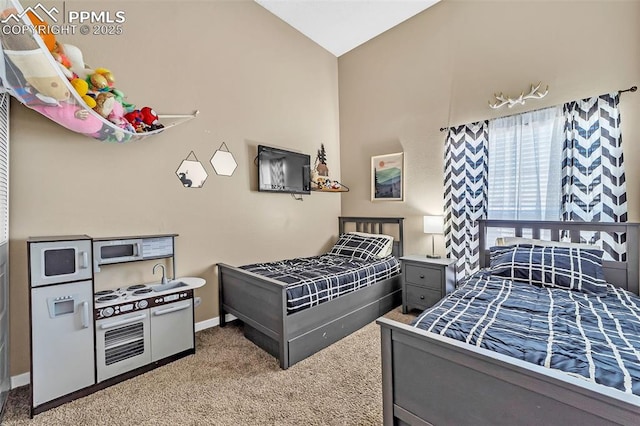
[
  {"x1": 127, "y1": 284, "x2": 147, "y2": 291},
  {"x1": 96, "y1": 294, "x2": 119, "y2": 303},
  {"x1": 94, "y1": 284, "x2": 154, "y2": 311}
]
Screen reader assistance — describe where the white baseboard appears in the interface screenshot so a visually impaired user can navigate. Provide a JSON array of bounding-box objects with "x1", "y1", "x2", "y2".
[
  {"x1": 11, "y1": 372, "x2": 29, "y2": 389},
  {"x1": 10, "y1": 314, "x2": 237, "y2": 389},
  {"x1": 195, "y1": 313, "x2": 236, "y2": 332}
]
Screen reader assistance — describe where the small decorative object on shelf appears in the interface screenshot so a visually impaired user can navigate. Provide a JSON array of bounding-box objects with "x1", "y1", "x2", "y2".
[
  {"x1": 310, "y1": 143, "x2": 349, "y2": 192},
  {"x1": 311, "y1": 178, "x2": 349, "y2": 192},
  {"x1": 176, "y1": 151, "x2": 208, "y2": 188}
]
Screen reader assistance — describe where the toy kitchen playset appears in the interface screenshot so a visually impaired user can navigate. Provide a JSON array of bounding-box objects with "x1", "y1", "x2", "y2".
[{"x1": 27, "y1": 233, "x2": 205, "y2": 416}]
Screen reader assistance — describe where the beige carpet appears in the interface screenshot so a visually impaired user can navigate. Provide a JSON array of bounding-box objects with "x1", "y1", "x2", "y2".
[{"x1": 2, "y1": 308, "x2": 415, "y2": 426}]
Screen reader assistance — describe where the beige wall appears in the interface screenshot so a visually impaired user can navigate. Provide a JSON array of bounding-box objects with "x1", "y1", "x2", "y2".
[
  {"x1": 338, "y1": 0, "x2": 640, "y2": 256},
  {"x1": 9, "y1": 1, "x2": 340, "y2": 375},
  {"x1": 9, "y1": 0, "x2": 640, "y2": 379}
]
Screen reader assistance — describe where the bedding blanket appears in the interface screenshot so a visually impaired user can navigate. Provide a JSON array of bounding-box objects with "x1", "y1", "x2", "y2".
[
  {"x1": 412, "y1": 271, "x2": 640, "y2": 395},
  {"x1": 241, "y1": 254, "x2": 400, "y2": 314}
]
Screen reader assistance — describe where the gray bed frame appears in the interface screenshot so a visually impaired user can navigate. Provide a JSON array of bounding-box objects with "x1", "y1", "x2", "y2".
[
  {"x1": 218, "y1": 216, "x2": 404, "y2": 369},
  {"x1": 378, "y1": 219, "x2": 640, "y2": 426}
]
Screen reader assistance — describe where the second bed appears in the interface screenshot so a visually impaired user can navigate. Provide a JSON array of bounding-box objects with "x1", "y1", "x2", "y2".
[{"x1": 218, "y1": 216, "x2": 404, "y2": 369}]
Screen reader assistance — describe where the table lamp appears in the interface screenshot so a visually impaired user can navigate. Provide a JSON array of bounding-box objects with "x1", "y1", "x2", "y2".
[{"x1": 423, "y1": 215, "x2": 443, "y2": 259}]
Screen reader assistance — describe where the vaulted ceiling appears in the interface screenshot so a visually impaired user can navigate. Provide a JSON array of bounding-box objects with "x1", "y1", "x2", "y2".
[{"x1": 255, "y1": 0, "x2": 441, "y2": 57}]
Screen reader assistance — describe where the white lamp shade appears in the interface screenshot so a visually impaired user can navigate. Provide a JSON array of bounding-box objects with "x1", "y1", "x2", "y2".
[{"x1": 423, "y1": 215, "x2": 444, "y2": 234}]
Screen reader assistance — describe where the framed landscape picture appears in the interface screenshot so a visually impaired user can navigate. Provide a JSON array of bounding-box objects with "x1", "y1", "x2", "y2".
[{"x1": 371, "y1": 152, "x2": 404, "y2": 201}]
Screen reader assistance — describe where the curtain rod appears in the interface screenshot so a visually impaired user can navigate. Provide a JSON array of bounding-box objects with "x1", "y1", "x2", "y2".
[
  {"x1": 439, "y1": 85, "x2": 638, "y2": 132},
  {"x1": 619, "y1": 85, "x2": 637, "y2": 94}
]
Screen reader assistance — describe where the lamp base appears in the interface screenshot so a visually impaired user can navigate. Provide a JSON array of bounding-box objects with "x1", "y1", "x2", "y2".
[{"x1": 426, "y1": 254, "x2": 441, "y2": 259}]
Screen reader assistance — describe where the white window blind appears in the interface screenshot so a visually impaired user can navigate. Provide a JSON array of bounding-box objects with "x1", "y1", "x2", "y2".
[
  {"x1": 485, "y1": 106, "x2": 563, "y2": 246},
  {"x1": 488, "y1": 106, "x2": 564, "y2": 222}
]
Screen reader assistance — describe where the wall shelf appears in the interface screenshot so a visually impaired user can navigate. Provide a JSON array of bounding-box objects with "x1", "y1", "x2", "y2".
[{"x1": 311, "y1": 187, "x2": 349, "y2": 193}]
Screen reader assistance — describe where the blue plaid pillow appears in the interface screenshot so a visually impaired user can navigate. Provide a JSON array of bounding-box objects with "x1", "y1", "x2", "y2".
[
  {"x1": 489, "y1": 244, "x2": 607, "y2": 296},
  {"x1": 329, "y1": 233, "x2": 392, "y2": 261}
]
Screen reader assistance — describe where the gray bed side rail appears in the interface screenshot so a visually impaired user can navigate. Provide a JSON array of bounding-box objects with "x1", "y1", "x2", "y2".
[{"x1": 377, "y1": 317, "x2": 640, "y2": 426}]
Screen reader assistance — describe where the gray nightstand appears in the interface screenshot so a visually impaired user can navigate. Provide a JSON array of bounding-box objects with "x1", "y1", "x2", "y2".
[{"x1": 400, "y1": 255, "x2": 456, "y2": 314}]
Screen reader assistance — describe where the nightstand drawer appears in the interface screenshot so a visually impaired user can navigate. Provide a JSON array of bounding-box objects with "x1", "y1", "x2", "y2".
[
  {"x1": 405, "y1": 264, "x2": 441, "y2": 288},
  {"x1": 406, "y1": 285, "x2": 441, "y2": 311}
]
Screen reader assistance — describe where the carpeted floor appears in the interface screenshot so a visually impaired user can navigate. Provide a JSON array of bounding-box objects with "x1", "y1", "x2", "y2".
[{"x1": 2, "y1": 307, "x2": 415, "y2": 425}]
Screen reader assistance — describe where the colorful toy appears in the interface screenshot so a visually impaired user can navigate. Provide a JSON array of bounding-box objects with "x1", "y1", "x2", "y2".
[
  {"x1": 25, "y1": 11, "x2": 56, "y2": 52},
  {"x1": 30, "y1": 102, "x2": 103, "y2": 134},
  {"x1": 123, "y1": 109, "x2": 144, "y2": 132},
  {"x1": 87, "y1": 72, "x2": 110, "y2": 92},
  {"x1": 94, "y1": 68, "x2": 115, "y2": 88},
  {"x1": 93, "y1": 92, "x2": 115, "y2": 118},
  {"x1": 123, "y1": 108, "x2": 163, "y2": 132},
  {"x1": 107, "y1": 101, "x2": 135, "y2": 133},
  {"x1": 70, "y1": 78, "x2": 96, "y2": 109},
  {"x1": 51, "y1": 42, "x2": 75, "y2": 80},
  {"x1": 140, "y1": 107, "x2": 158, "y2": 125},
  {"x1": 4, "y1": 49, "x2": 70, "y2": 101},
  {"x1": 0, "y1": 19, "x2": 162, "y2": 137},
  {"x1": 62, "y1": 43, "x2": 92, "y2": 80},
  {"x1": 110, "y1": 88, "x2": 135, "y2": 113}
]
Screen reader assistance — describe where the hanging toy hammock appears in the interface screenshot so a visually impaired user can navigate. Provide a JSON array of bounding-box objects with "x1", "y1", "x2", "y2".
[{"x1": 0, "y1": 0, "x2": 197, "y2": 142}]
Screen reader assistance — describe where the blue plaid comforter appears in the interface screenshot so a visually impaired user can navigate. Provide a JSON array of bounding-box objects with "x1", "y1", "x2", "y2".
[
  {"x1": 241, "y1": 254, "x2": 400, "y2": 314},
  {"x1": 412, "y1": 271, "x2": 640, "y2": 395}
]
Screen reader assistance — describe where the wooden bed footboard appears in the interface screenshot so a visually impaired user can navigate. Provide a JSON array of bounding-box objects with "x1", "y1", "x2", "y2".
[
  {"x1": 378, "y1": 318, "x2": 640, "y2": 426},
  {"x1": 218, "y1": 263, "x2": 289, "y2": 364}
]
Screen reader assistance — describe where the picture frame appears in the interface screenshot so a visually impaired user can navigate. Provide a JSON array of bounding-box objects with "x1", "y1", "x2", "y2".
[{"x1": 371, "y1": 152, "x2": 404, "y2": 201}]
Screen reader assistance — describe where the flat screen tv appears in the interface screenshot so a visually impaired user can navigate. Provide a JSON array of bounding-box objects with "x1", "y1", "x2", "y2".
[{"x1": 257, "y1": 145, "x2": 311, "y2": 194}]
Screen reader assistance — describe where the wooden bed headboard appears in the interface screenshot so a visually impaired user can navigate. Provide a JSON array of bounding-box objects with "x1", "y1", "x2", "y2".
[
  {"x1": 479, "y1": 219, "x2": 640, "y2": 295},
  {"x1": 338, "y1": 217, "x2": 404, "y2": 258}
]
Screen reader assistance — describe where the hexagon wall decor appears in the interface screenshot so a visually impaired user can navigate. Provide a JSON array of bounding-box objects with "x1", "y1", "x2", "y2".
[
  {"x1": 176, "y1": 151, "x2": 208, "y2": 188},
  {"x1": 210, "y1": 142, "x2": 237, "y2": 176}
]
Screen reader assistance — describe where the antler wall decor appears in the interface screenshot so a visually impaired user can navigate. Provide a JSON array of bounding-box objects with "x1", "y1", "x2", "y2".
[{"x1": 489, "y1": 82, "x2": 549, "y2": 109}]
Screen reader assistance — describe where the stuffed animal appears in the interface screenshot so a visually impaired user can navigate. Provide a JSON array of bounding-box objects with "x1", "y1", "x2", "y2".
[
  {"x1": 3, "y1": 47, "x2": 70, "y2": 101},
  {"x1": 93, "y1": 92, "x2": 115, "y2": 118},
  {"x1": 110, "y1": 88, "x2": 135, "y2": 113},
  {"x1": 124, "y1": 107, "x2": 164, "y2": 132},
  {"x1": 123, "y1": 109, "x2": 145, "y2": 132},
  {"x1": 140, "y1": 107, "x2": 163, "y2": 130},
  {"x1": 87, "y1": 72, "x2": 110, "y2": 92},
  {"x1": 94, "y1": 67, "x2": 115, "y2": 88},
  {"x1": 140, "y1": 107, "x2": 158, "y2": 125},
  {"x1": 107, "y1": 101, "x2": 135, "y2": 132},
  {"x1": 30, "y1": 102, "x2": 103, "y2": 134},
  {"x1": 25, "y1": 10, "x2": 56, "y2": 52},
  {"x1": 62, "y1": 43, "x2": 92, "y2": 80},
  {"x1": 70, "y1": 78, "x2": 96, "y2": 109},
  {"x1": 0, "y1": 11, "x2": 69, "y2": 102},
  {"x1": 51, "y1": 42, "x2": 75, "y2": 80}
]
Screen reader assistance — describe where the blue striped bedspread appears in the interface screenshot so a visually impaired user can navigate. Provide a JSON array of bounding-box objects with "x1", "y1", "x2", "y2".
[
  {"x1": 412, "y1": 271, "x2": 640, "y2": 395},
  {"x1": 240, "y1": 254, "x2": 400, "y2": 314}
]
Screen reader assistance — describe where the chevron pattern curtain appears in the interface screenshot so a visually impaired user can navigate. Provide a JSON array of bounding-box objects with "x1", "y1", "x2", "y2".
[
  {"x1": 444, "y1": 121, "x2": 489, "y2": 279},
  {"x1": 562, "y1": 93, "x2": 627, "y2": 260}
]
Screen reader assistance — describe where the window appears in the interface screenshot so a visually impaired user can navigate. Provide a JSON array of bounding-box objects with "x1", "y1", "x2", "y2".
[
  {"x1": 486, "y1": 106, "x2": 564, "y2": 245},
  {"x1": 487, "y1": 106, "x2": 564, "y2": 221}
]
